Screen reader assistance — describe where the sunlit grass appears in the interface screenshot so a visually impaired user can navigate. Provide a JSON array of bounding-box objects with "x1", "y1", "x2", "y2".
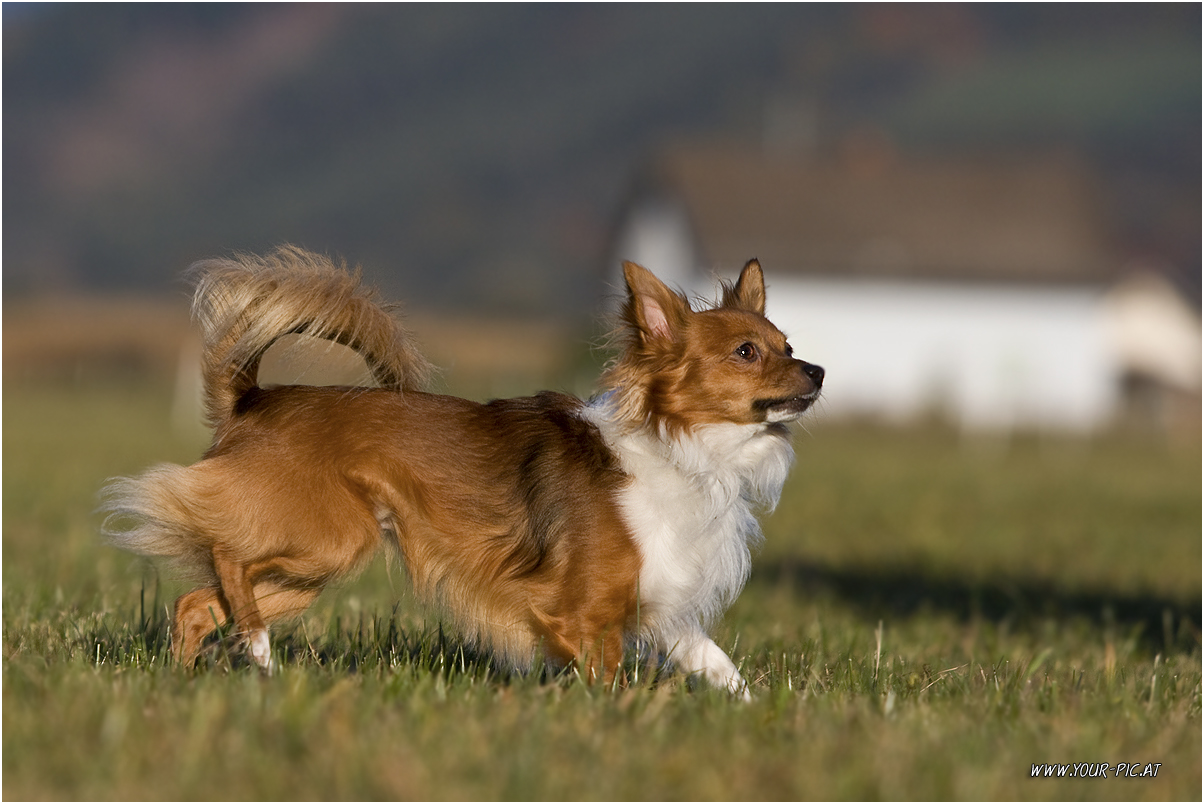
[{"x1": 4, "y1": 378, "x2": 1200, "y2": 800}]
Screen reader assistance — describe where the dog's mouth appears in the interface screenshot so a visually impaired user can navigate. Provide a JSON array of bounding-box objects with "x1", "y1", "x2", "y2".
[{"x1": 755, "y1": 392, "x2": 820, "y2": 422}]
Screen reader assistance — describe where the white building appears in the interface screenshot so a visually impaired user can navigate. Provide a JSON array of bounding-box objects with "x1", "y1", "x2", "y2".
[{"x1": 611, "y1": 144, "x2": 1200, "y2": 433}]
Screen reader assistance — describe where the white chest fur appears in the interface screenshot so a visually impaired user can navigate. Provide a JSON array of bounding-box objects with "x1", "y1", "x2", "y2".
[{"x1": 581, "y1": 403, "x2": 794, "y2": 643}]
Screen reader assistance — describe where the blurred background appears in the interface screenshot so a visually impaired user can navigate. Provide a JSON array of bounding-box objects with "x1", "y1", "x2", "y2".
[{"x1": 4, "y1": 3, "x2": 1200, "y2": 432}]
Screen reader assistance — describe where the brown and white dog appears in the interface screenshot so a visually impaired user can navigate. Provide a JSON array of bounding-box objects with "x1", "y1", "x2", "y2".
[{"x1": 102, "y1": 247, "x2": 823, "y2": 695}]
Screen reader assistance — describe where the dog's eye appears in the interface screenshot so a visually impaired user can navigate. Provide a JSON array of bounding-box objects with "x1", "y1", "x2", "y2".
[
  {"x1": 735, "y1": 342, "x2": 758, "y2": 361},
  {"x1": 785, "y1": 343, "x2": 794, "y2": 357}
]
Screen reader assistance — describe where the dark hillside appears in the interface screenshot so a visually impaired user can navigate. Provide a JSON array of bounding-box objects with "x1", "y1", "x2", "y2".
[{"x1": 4, "y1": 4, "x2": 1198, "y2": 312}]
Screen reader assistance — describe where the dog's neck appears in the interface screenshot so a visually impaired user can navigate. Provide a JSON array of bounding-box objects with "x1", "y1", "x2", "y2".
[{"x1": 583, "y1": 395, "x2": 795, "y2": 512}]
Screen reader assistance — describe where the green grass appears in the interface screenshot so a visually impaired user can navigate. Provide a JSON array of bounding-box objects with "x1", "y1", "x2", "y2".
[{"x1": 4, "y1": 378, "x2": 1200, "y2": 800}]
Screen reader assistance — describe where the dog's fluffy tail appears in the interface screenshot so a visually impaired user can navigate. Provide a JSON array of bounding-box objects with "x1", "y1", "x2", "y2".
[
  {"x1": 191, "y1": 245, "x2": 433, "y2": 429},
  {"x1": 100, "y1": 247, "x2": 431, "y2": 571},
  {"x1": 100, "y1": 465, "x2": 219, "y2": 582}
]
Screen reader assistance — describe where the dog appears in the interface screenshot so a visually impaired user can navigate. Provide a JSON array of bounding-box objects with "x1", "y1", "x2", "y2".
[{"x1": 101, "y1": 246, "x2": 823, "y2": 695}]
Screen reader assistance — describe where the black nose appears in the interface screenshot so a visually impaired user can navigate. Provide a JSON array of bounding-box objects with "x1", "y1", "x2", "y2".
[{"x1": 802, "y1": 362, "x2": 825, "y2": 387}]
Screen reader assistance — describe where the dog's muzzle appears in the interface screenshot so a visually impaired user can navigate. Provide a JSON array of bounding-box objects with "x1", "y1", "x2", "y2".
[{"x1": 756, "y1": 361, "x2": 824, "y2": 422}]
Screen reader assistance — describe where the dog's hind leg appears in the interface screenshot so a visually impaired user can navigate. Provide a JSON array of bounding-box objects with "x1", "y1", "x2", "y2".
[
  {"x1": 172, "y1": 586, "x2": 231, "y2": 667},
  {"x1": 211, "y1": 550, "x2": 275, "y2": 671},
  {"x1": 171, "y1": 581, "x2": 320, "y2": 669},
  {"x1": 252, "y1": 582, "x2": 320, "y2": 624},
  {"x1": 249, "y1": 581, "x2": 320, "y2": 661}
]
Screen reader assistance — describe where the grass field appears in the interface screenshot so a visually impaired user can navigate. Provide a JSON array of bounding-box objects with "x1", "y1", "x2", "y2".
[{"x1": 3, "y1": 378, "x2": 1200, "y2": 800}]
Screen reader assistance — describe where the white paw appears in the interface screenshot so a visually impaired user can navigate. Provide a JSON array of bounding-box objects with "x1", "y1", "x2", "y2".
[
  {"x1": 711, "y1": 664, "x2": 751, "y2": 702},
  {"x1": 671, "y1": 633, "x2": 751, "y2": 699},
  {"x1": 718, "y1": 670, "x2": 751, "y2": 701},
  {"x1": 248, "y1": 629, "x2": 274, "y2": 673}
]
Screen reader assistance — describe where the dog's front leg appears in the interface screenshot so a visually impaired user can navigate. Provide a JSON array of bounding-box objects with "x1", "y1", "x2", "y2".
[{"x1": 667, "y1": 629, "x2": 750, "y2": 700}]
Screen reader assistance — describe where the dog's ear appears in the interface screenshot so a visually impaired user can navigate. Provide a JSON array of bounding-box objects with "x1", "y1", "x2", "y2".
[
  {"x1": 722, "y1": 259, "x2": 766, "y2": 315},
  {"x1": 622, "y1": 261, "x2": 690, "y2": 344}
]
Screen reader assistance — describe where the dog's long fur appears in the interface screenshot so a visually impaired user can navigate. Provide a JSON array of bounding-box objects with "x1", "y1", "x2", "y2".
[{"x1": 101, "y1": 246, "x2": 823, "y2": 693}]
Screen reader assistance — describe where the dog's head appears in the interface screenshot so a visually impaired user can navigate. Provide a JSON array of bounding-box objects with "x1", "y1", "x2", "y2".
[{"x1": 605, "y1": 259, "x2": 823, "y2": 434}]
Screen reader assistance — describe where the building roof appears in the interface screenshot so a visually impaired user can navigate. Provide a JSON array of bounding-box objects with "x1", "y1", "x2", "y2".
[{"x1": 642, "y1": 142, "x2": 1120, "y2": 285}]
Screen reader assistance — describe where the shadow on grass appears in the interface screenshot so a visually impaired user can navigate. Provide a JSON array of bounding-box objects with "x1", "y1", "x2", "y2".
[
  {"x1": 758, "y1": 558, "x2": 1202, "y2": 655},
  {"x1": 87, "y1": 564, "x2": 1198, "y2": 673},
  {"x1": 275, "y1": 615, "x2": 502, "y2": 678},
  {"x1": 86, "y1": 597, "x2": 667, "y2": 687}
]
